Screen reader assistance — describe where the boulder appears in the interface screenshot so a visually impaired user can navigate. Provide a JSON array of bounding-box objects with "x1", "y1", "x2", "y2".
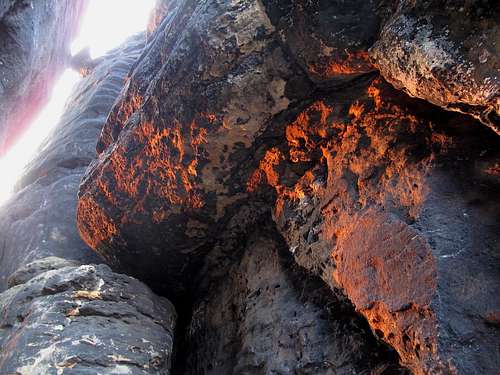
[
  {"x1": 370, "y1": 0, "x2": 500, "y2": 134},
  {"x1": 0, "y1": 260, "x2": 176, "y2": 374}
]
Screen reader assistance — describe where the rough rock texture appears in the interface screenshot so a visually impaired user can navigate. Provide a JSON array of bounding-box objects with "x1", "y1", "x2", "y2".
[
  {"x1": 268, "y1": 79, "x2": 500, "y2": 374},
  {"x1": 0, "y1": 32, "x2": 179, "y2": 375},
  {"x1": 0, "y1": 0, "x2": 87, "y2": 156},
  {"x1": 183, "y1": 230, "x2": 407, "y2": 374},
  {"x1": 75, "y1": 1, "x2": 500, "y2": 374},
  {"x1": 0, "y1": 259, "x2": 176, "y2": 374},
  {"x1": 0, "y1": 33, "x2": 146, "y2": 290},
  {"x1": 370, "y1": 0, "x2": 500, "y2": 133}
]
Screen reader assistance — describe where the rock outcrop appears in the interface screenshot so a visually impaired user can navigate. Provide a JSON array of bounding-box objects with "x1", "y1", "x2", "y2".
[
  {"x1": 370, "y1": 0, "x2": 499, "y2": 133},
  {"x1": 0, "y1": 0, "x2": 87, "y2": 156},
  {"x1": 0, "y1": 259, "x2": 176, "y2": 374},
  {"x1": 0, "y1": 29, "x2": 178, "y2": 375},
  {"x1": 0, "y1": 0, "x2": 498, "y2": 374},
  {"x1": 75, "y1": 1, "x2": 499, "y2": 374}
]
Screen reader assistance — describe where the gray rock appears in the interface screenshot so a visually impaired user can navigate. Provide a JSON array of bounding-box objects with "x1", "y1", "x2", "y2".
[
  {"x1": 0, "y1": 33, "x2": 146, "y2": 291},
  {"x1": 7, "y1": 256, "x2": 80, "y2": 287},
  {"x1": 0, "y1": 0, "x2": 87, "y2": 156},
  {"x1": 371, "y1": 0, "x2": 499, "y2": 134},
  {"x1": 184, "y1": 230, "x2": 407, "y2": 374},
  {"x1": 0, "y1": 260, "x2": 176, "y2": 374}
]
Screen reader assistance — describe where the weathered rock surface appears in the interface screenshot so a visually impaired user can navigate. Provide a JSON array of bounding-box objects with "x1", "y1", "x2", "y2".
[
  {"x1": 0, "y1": 0, "x2": 495, "y2": 373},
  {"x1": 0, "y1": 30, "x2": 178, "y2": 375},
  {"x1": 78, "y1": 0, "x2": 294, "y2": 293},
  {"x1": 370, "y1": 0, "x2": 500, "y2": 133},
  {"x1": 0, "y1": 259, "x2": 176, "y2": 374},
  {"x1": 268, "y1": 80, "x2": 500, "y2": 374},
  {"x1": 75, "y1": 1, "x2": 500, "y2": 374},
  {"x1": 183, "y1": 230, "x2": 408, "y2": 374},
  {"x1": 0, "y1": 0, "x2": 87, "y2": 156},
  {"x1": 0, "y1": 33, "x2": 146, "y2": 290}
]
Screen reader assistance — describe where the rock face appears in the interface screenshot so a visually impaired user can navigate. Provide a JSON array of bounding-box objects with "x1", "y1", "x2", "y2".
[
  {"x1": 370, "y1": 0, "x2": 500, "y2": 134},
  {"x1": 0, "y1": 0, "x2": 498, "y2": 374},
  {"x1": 75, "y1": 1, "x2": 499, "y2": 374},
  {"x1": 0, "y1": 259, "x2": 176, "y2": 375},
  {"x1": 0, "y1": 31, "x2": 179, "y2": 375},
  {"x1": 0, "y1": 33, "x2": 145, "y2": 290},
  {"x1": 0, "y1": 0, "x2": 87, "y2": 156},
  {"x1": 183, "y1": 230, "x2": 407, "y2": 374}
]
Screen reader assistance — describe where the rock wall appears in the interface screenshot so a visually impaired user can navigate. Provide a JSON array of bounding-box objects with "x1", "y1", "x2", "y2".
[
  {"x1": 0, "y1": 32, "x2": 178, "y2": 374},
  {"x1": 0, "y1": 0, "x2": 498, "y2": 374},
  {"x1": 0, "y1": 34, "x2": 147, "y2": 289},
  {"x1": 0, "y1": 0, "x2": 87, "y2": 156},
  {"x1": 75, "y1": 1, "x2": 499, "y2": 374}
]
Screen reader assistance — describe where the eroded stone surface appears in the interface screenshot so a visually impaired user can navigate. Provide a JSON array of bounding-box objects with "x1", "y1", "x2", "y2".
[
  {"x1": 73, "y1": 1, "x2": 500, "y2": 374},
  {"x1": 371, "y1": 0, "x2": 500, "y2": 133},
  {"x1": 0, "y1": 260, "x2": 176, "y2": 375},
  {"x1": 183, "y1": 230, "x2": 408, "y2": 374}
]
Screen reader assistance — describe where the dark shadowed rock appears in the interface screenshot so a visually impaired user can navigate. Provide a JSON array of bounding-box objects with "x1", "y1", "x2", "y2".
[
  {"x1": 0, "y1": 0, "x2": 87, "y2": 156},
  {"x1": 0, "y1": 260, "x2": 176, "y2": 374},
  {"x1": 370, "y1": 0, "x2": 500, "y2": 134},
  {"x1": 0, "y1": 33, "x2": 146, "y2": 291},
  {"x1": 183, "y1": 230, "x2": 408, "y2": 374}
]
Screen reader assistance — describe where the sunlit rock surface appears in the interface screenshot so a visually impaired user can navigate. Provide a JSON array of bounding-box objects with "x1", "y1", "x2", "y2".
[
  {"x1": 0, "y1": 32, "x2": 178, "y2": 375},
  {"x1": 0, "y1": 0, "x2": 87, "y2": 156},
  {"x1": 76, "y1": 1, "x2": 499, "y2": 374},
  {"x1": 0, "y1": 34, "x2": 145, "y2": 290}
]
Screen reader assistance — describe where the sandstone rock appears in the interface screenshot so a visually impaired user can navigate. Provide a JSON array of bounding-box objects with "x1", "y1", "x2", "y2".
[
  {"x1": 7, "y1": 256, "x2": 80, "y2": 287},
  {"x1": 0, "y1": 260, "x2": 176, "y2": 374},
  {"x1": 0, "y1": 33, "x2": 146, "y2": 290},
  {"x1": 0, "y1": 0, "x2": 87, "y2": 156},
  {"x1": 267, "y1": 79, "x2": 500, "y2": 374},
  {"x1": 183, "y1": 230, "x2": 408, "y2": 374},
  {"x1": 370, "y1": 0, "x2": 500, "y2": 134},
  {"x1": 71, "y1": 1, "x2": 500, "y2": 374},
  {"x1": 77, "y1": 0, "x2": 294, "y2": 292}
]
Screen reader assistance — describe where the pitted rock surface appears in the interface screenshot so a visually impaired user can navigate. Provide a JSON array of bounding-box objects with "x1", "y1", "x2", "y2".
[
  {"x1": 370, "y1": 0, "x2": 500, "y2": 133},
  {"x1": 0, "y1": 260, "x2": 176, "y2": 375}
]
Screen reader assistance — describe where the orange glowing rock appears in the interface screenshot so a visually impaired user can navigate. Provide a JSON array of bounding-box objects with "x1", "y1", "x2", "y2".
[
  {"x1": 77, "y1": 196, "x2": 118, "y2": 250},
  {"x1": 308, "y1": 51, "x2": 372, "y2": 78}
]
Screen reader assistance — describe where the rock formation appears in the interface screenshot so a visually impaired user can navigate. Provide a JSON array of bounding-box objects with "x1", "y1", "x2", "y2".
[
  {"x1": 1, "y1": 0, "x2": 499, "y2": 374},
  {"x1": 0, "y1": 0, "x2": 87, "y2": 156},
  {"x1": 0, "y1": 31, "x2": 177, "y2": 374}
]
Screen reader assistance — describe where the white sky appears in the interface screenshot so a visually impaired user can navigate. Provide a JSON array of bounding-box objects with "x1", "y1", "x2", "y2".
[{"x1": 0, "y1": 0, "x2": 155, "y2": 206}]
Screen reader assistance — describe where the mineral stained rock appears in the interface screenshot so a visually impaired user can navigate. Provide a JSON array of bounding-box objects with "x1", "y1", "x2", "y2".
[
  {"x1": 370, "y1": 0, "x2": 500, "y2": 134},
  {"x1": 269, "y1": 79, "x2": 500, "y2": 374},
  {"x1": 0, "y1": 0, "x2": 87, "y2": 156},
  {"x1": 76, "y1": 1, "x2": 499, "y2": 374},
  {"x1": 0, "y1": 33, "x2": 145, "y2": 290},
  {"x1": 0, "y1": 259, "x2": 176, "y2": 375}
]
